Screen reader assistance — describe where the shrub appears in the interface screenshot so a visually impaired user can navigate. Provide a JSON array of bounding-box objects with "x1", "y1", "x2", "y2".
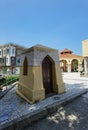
[
  {"x1": 4, "y1": 75, "x2": 19, "y2": 85},
  {"x1": 0, "y1": 78, "x2": 6, "y2": 85},
  {"x1": 0, "y1": 75, "x2": 19, "y2": 85}
]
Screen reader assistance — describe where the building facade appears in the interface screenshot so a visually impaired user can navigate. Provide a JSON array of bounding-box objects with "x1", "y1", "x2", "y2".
[
  {"x1": 0, "y1": 43, "x2": 26, "y2": 74},
  {"x1": 60, "y1": 48, "x2": 83, "y2": 72}
]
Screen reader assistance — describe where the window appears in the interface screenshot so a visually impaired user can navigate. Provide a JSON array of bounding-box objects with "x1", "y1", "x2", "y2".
[
  {"x1": 0, "y1": 58, "x2": 2, "y2": 63},
  {"x1": 6, "y1": 48, "x2": 9, "y2": 54},
  {"x1": 12, "y1": 48, "x2": 15, "y2": 55},
  {"x1": 0, "y1": 51, "x2": 1, "y2": 56},
  {"x1": 2, "y1": 58, "x2": 4, "y2": 63},
  {"x1": 0, "y1": 58, "x2": 4, "y2": 63},
  {"x1": 3, "y1": 49, "x2": 6, "y2": 56},
  {"x1": 11, "y1": 57, "x2": 16, "y2": 66},
  {"x1": 6, "y1": 58, "x2": 8, "y2": 63},
  {"x1": 23, "y1": 56, "x2": 28, "y2": 75},
  {"x1": 17, "y1": 58, "x2": 20, "y2": 64}
]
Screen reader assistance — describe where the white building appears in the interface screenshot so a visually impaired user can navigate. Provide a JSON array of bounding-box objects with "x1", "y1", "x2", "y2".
[{"x1": 0, "y1": 43, "x2": 26, "y2": 74}]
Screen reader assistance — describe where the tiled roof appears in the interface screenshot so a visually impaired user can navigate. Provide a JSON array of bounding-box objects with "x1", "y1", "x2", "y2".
[
  {"x1": 60, "y1": 48, "x2": 83, "y2": 59},
  {"x1": 60, "y1": 53, "x2": 83, "y2": 59},
  {"x1": 60, "y1": 48, "x2": 73, "y2": 54}
]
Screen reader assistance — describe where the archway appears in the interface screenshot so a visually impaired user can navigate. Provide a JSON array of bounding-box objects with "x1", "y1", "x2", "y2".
[
  {"x1": 71, "y1": 59, "x2": 78, "y2": 72},
  {"x1": 42, "y1": 56, "x2": 53, "y2": 94},
  {"x1": 60, "y1": 60, "x2": 67, "y2": 72}
]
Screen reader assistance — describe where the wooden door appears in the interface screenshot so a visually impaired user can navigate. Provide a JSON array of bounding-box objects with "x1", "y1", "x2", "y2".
[{"x1": 42, "y1": 57, "x2": 53, "y2": 94}]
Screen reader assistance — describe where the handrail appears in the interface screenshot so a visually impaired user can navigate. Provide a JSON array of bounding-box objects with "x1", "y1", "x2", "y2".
[{"x1": 0, "y1": 78, "x2": 19, "y2": 90}]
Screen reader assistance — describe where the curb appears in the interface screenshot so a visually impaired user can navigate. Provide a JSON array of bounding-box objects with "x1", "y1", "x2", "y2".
[
  {"x1": 0, "y1": 82, "x2": 17, "y2": 99},
  {"x1": 0, "y1": 89, "x2": 88, "y2": 130}
]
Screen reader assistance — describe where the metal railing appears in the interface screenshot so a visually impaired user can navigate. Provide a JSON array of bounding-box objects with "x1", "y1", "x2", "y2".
[{"x1": 0, "y1": 78, "x2": 18, "y2": 91}]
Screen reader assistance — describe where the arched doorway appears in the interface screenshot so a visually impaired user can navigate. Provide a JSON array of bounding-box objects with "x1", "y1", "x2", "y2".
[
  {"x1": 42, "y1": 56, "x2": 53, "y2": 94},
  {"x1": 60, "y1": 60, "x2": 67, "y2": 72},
  {"x1": 71, "y1": 59, "x2": 78, "y2": 72}
]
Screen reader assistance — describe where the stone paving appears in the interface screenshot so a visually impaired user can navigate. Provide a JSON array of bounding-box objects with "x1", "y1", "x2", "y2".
[
  {"x1": 25, "y1": 92, "x2": 88, "y2": 130},
  {"x1": 0, "y1": 72, "x2": 88, "y2": 130}
]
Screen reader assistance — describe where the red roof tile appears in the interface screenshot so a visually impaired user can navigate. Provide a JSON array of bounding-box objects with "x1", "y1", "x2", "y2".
[
  {"x1": 60, "y1": 48, "x2": 73, "y2": 54},
  {"x1": 60, "y1": 53, "x2": 83, "y2": 59},
  {"x1": 60, "y1": 48, "x2": 83, "y2": 59}
]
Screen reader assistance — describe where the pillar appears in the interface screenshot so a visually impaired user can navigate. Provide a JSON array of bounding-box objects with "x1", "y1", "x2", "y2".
[
  {"x1": 84, "y1": 57, "x2": 88, "y2": 75},
  {"x1": 67, "y1": 63, "x2": 71, "y2": 72}
]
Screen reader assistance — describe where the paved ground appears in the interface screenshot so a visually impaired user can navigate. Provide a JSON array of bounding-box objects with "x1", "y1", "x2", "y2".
[
  {"x1": 0, "y1": 72, "x2": 88, "y2": 130},
  {"x1": 25, "y1": 92, "x2": 88, "y2": 130},
  {"x1": 24, "y1": 73, "x2": 88, "y2": 130}
]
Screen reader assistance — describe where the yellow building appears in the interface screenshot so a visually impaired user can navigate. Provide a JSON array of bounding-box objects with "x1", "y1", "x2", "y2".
[
  {"x1": 17, "y1": 44, "x2": 66, "y2": 104},
  {"x1": 60, "y1": 48, "x2": 83, "y2": 72}
]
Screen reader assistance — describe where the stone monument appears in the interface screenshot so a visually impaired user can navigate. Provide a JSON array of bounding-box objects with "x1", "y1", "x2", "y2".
[{"x1": 17, "y1": 44, "x2": 66, "y2": 104}]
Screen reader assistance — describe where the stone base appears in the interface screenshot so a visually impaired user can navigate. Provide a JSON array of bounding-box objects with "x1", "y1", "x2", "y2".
[
  {"x1": 59, "y1": 83, "x2": 66, "y2": 93},
  {"x1": 17, "y1": 83, "x2": 45, "y2": 104}
]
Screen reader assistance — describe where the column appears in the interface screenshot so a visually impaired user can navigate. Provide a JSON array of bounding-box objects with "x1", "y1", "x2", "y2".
[
  {"x1": 78, "y1": 60, "x2": 83, "y2": 72},
  {"x1": 84, "y1": 58, "x2": 88, "y2": 75},
  {"x1": 67, "y1": 63, "x2": 71, "y2": 72},
  {"x1": 78, "y1": 64, "x2": 82, "y2": 72}
]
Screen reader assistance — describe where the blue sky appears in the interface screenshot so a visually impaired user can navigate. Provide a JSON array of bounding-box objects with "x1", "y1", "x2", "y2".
[{"x1": 0, "y1": 0, "x2": 88, "y2": 55}]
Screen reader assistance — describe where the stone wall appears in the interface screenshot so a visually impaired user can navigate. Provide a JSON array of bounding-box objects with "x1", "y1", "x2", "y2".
[{"x1": 17, "y1": 47, "x2": 59, "y2": 66}]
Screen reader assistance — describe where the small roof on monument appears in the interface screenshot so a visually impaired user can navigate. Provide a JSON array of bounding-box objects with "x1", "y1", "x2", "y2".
[
  {"x1": 33, "y1": 44, "x2": 53, "y2": 49},
  {"x1": 22, "y1": 44, "x2": 58, "y2": 54}
]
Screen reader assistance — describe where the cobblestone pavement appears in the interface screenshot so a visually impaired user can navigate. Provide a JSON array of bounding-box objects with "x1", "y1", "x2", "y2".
[
  {"x1": 25, "y1": 93, "x2": 88, "y2": 130},
  {"x1": 0, "y1": 72, "x2": 88, "y2": 129}
]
